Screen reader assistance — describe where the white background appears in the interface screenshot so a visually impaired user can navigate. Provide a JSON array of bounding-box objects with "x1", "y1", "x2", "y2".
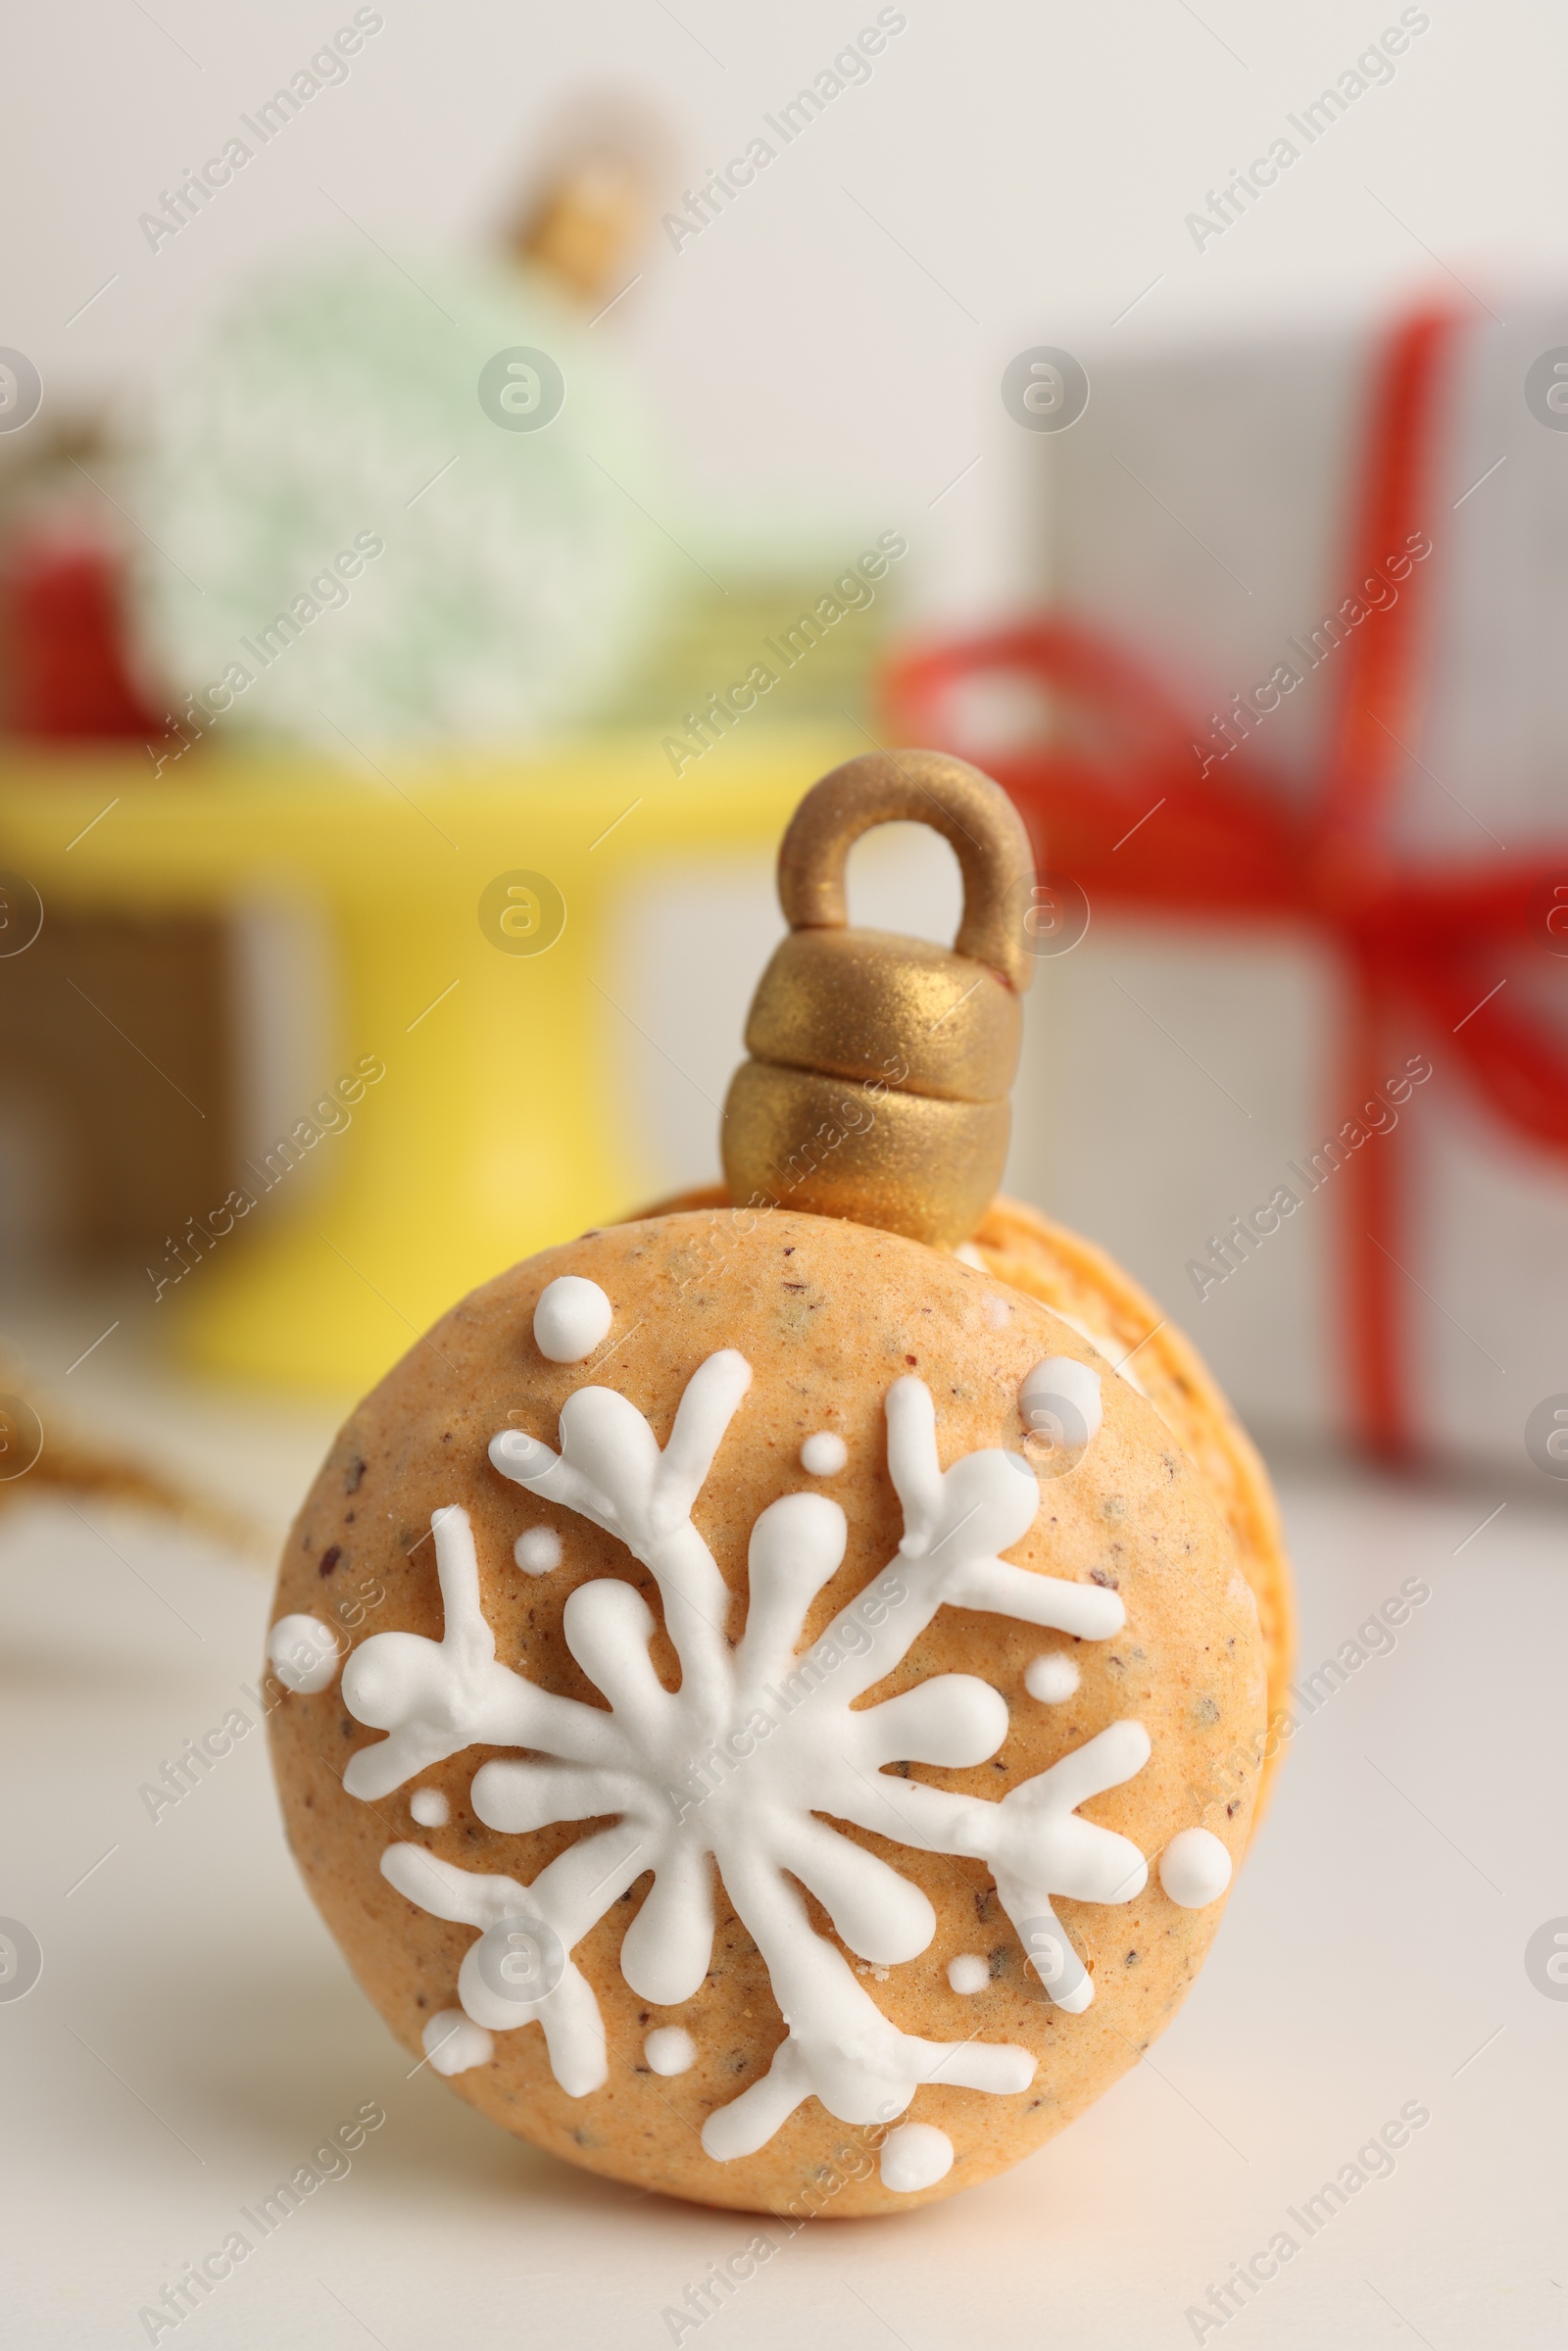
[{"x1": 9, "y1": 0, "x2": 1568, "y2": 605}]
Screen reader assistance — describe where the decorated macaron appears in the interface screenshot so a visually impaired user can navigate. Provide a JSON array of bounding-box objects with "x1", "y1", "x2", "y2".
[{"x1": 268, "y1": 753, "x2": 1288, "y2": 2215}]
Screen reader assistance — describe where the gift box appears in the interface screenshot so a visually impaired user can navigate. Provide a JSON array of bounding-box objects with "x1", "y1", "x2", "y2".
[{"x1": 888, "y1": 301, "x2": 1568, "y2": 1475}]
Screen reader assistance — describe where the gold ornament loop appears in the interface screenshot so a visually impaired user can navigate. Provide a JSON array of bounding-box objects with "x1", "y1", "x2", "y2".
[
  {"x1": 775, "y1": 748, "x2": 1035, "y2": 994},
  {"x1": 720, "y1": 748, "x2": 1038, "y2": 1246}
]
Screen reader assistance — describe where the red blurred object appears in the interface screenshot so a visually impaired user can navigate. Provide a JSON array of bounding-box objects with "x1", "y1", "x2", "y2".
[
  {"x1": 3, "y1": 530, "x2": 163, "y2": 739},
  {"x1": 885, "y1": 307, "x2": 1568, "y2": 1466}
]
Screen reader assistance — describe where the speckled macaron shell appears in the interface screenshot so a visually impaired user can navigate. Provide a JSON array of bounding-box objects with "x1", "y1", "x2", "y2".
[
  {"x1": 647, "y1": 1186, "x2": 1296, "y2": 1814},
  {"x1": 269, "y1": 1208, "x2": 1266, "y2": 2217},
  {"x1": 961, "y1": 1197, "x2": 1294, "y2": 1801}
]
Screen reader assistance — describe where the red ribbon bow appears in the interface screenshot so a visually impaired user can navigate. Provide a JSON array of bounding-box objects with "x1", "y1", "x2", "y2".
[{"x1": 886, "y1": 307, "x2": 1568, "y2": 1461}]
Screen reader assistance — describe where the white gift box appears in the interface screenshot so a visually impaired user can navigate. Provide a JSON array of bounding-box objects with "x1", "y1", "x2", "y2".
[{"x1": 974, "y1": 298, "x2": 1568, "y2": 1472}]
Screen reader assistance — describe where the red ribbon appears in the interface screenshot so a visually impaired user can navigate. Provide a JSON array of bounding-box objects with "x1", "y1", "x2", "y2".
[{"x1": 886, "y1": 306, "x2": 1568, "y2": 1461}]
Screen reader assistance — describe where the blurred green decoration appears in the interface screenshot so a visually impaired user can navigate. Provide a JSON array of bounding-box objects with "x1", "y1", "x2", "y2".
[
  {"x1": 124, "y1": 256, "x2": 678, "y2": 748},
  {"x1": 609, "y1": 567, "x2": 897, "y2": 742},
  {"x1": 0, "y1": 105, "x2": 899, "y2": 1369}
]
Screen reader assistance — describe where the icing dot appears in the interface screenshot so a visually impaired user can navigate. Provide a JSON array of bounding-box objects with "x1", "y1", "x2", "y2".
[
  {"x1": 423, "y1": 2009, "x2": 493, "y2": 2077},
  {"x1": 947, "y1": 1953, "x2": 990, "y2": 1995},
  {"x1": 1159, "y1": 1827, "x2": 1233, "y2": 1909},
  {"x1": 1025, "y1": 1651, "x2": 1080, "y2": 1704},
  {"x1": 800, "y1": 1431, "x2": 847, "y2": 1477},
  {"x1": 984, "y1": 1295, "x2": 1010, "y2": 1330},
  {"x1": 533, "y1": 1276, "x2": 612, "y2": 1364},
  {"x1": 880, "y1": 2122, "x2": 955, "y2": 2193},
  {"x1": 411, "y1": 1787, "x2": 449, "y2": 1827},
  {"x1": 514, "y1": 1526, "x2": 563, "y2": 1575},
  {"x1": 1019, "y1": 1356, "x2": 1102, "y2": 1456},
  {"x1": 643, "y1": 2026, "x2": 697, "y2": 2076},
  {"x1": 267, "y1": 1613, "x2": 342, "y2": 1694}
]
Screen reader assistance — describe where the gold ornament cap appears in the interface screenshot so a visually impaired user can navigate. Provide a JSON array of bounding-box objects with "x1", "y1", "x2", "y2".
[{"x1": 720, "y1": 749, "x2": 1035, "y2": 1247}]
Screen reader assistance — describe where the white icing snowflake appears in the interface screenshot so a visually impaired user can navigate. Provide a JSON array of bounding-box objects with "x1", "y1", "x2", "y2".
[{"x1": 341, "y1": 1351, "x2": 1152, "y2": 2159}]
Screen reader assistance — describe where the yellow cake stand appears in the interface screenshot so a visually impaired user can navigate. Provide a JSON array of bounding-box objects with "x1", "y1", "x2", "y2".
[{"x1": 0, "y1": 726, "x2": 850, "y2": 1391}]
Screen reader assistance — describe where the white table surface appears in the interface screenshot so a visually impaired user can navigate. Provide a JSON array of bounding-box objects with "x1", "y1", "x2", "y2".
[{"x1": 2, "y1": 1301, "x2": 1563, "y2": 2350}]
